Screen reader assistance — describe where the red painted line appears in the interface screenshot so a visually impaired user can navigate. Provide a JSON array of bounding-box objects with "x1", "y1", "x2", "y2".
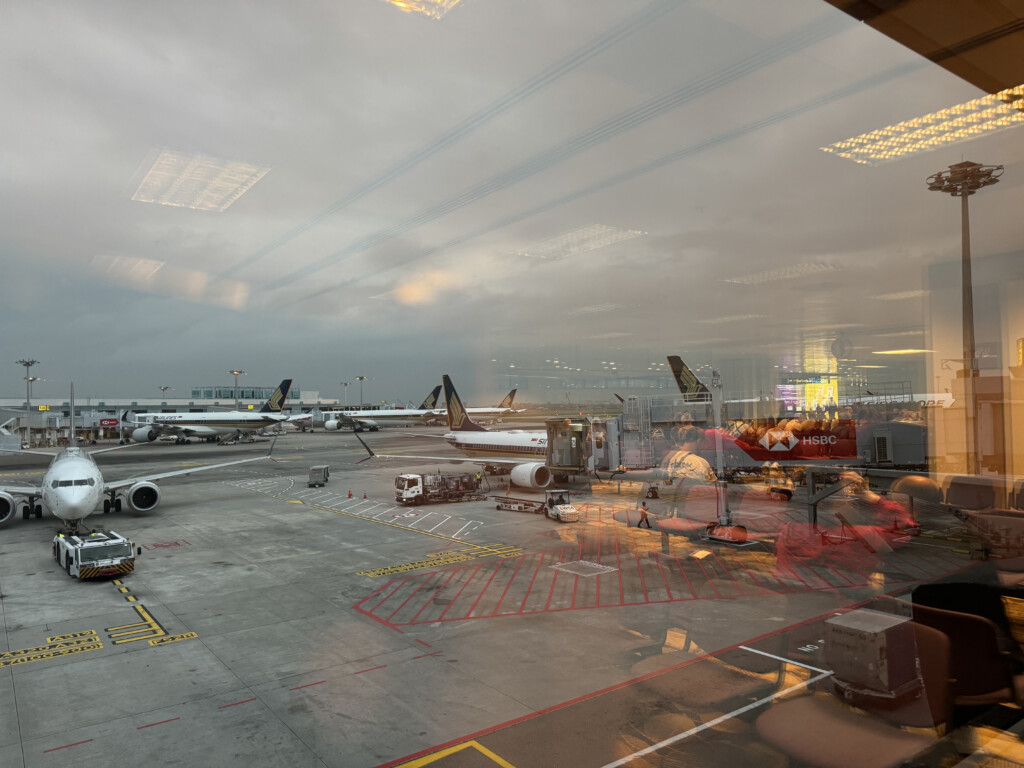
[
  {"x1": 653, "y1": 552, "x2": 673, "y2": 600},
  {"x1": 372, "y1": 600, "x2": 865, "y2": 768},
  {"x1": 694, "y1": 558, "x2": 723, "y2": 598},
  {"x1": 672, "y1": 555, "x2": 699, "y2": 599},
  {"x1": 410, "y1": 568, "x2": 460, "y2": 624},
  {"x1": 386, "y1": 572, "x2": 440, "y2": 622},
  {"x1": 354, "y1": 665, "x2": 387, "y2": 675},
  {"x1": 722, "y1": 549, "x2": 771, "y2": 593},
  {"x1": 415, "y1": 639, "x2": 432, "y2": 647},
  {"x1": 218, "y1": 697, "x2": 257, "y2": 709},
  {"x1": 462, "y1": 559, "x2": 504, "y2": 619},
  {"x1": 290, "y1": 680, "x2": 327, "y2": 690},
  {"x1": 43, "y1": 739, "x2": 93, "y2": 753},
  {"x1": 709, "y1": 550, "x2": 745, "y2": 595},
  {"x1": 519, "y1": 553, "x2": 547, "y2": 612},
  {"x1": 370, "y1": 576, "x2": 413, "y2": 614},
  {"x1": 614, "y1": 528, "x2": 624, "y2": 606},
  {"x1": 439, "y1": 563, "x2": 483, "y2": 621},
  {"x1": 632, "y1": 536, "x2": 649, "y2": 601},
  {"x1": 490, "y1": 556, "x2": 525, "y2": 616},
  {"x1": 570, "y1": 572, "x2": 580, "y2": 609},
  {"x1": 137, "y1": 717, "x2": 180, "y2": 730},
  {"x1": 544, "y1": 548, "x2": 567, "y2": 611},
  {"x1": 413, "y1": 651, "x2": 442, "y2": 659},
  {"x1": 354, "y1": 603, "x2": 405, "y2": 634}
]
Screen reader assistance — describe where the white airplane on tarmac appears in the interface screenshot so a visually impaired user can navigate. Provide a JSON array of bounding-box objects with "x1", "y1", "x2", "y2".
[
  {"x1": 131, "y1": 379, "x2": 297, "y2": 443},
  {"x1": 0, "y1": 385, "x2": 274, "y2": 531},
  {"x1": 356, "y1": 375, "x2": 554, "y2": 489},
  {"x1": 322, "y1": 385, "x2": 443, "y2": 432}
]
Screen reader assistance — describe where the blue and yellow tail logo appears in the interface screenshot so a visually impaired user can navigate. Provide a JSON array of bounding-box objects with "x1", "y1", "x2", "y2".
[
  {"x1": 418, "y1": 385, "x2": 442, "y2": 410},
  {"x1": 261, "y1": 379, "x2": 293, "y2": 413},
  {"x1": 442, "y1": 375, "x2": 485, "y2": 432},
  {"x1": 498, "y1": 389, "x2": 517, "y2": 409}
]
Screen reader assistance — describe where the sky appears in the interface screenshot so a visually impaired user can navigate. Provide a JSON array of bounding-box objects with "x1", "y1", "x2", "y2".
[{"x1": 2, "y1": 0, "x2": 1022, "y2": 404}]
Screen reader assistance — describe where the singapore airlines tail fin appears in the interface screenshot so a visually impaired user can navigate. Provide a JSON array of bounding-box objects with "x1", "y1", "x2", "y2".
[
  {"x1": 259, "y1": 379, "x2": 293, "y2": 413},
  {"x1": 614, "y1": 394, "x2": 625, "y2": 403},
  {"x1": 498, "y1": 389, "x2": 517, "y2": 409},
  {"x1": 442, "y1": 375, "x2": 487, "y2": 432},
  {"x1": 418, "y1": 385, "x2": 442, "y2": 410},
  {"x1": 667, "y1": 356, "x2": 709, "y2": 395}
]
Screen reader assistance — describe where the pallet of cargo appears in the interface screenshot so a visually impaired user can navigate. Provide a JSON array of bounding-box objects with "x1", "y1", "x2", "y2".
[{"x1": 492, "y1": 496, "x2": 545, "y2": 513}]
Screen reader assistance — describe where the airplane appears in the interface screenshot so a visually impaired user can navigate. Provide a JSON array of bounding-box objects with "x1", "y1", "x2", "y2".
[
  {"x1": 356, "y1": 376, "x2": 554, "y2": 489},
  {"x1": 321, "y1": 385, "x2": 442, "y2": 432},
  {"x1": 131, "y1": 379, "x2": 295, "y2": 443},
  {"x1": 0, "y1": 385, "x2": 274, "y2": 531},
  {"x1": 425, "y1": 388, "x2": 521, "y2": 423}
]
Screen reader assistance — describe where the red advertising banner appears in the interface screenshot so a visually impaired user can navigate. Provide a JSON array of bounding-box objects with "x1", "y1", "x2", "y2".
[{"x1": 99, "y1": 418, "x2": 119, "y2": 427}]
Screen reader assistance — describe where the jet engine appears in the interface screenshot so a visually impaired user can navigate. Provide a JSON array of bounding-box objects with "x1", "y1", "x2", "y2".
[
  {"x1": 323, "y1": 420, "x2": 341, "y2": 431},
  {"x1": 124, "y1": 481, "x2": 161, "y2": 512},
  {"x1": 0, "y1": 492, "x2": 17, "y2": 526},
  {"x1": 509, "y1": 463, "x2": 553, "y2": 489},
  {"x1": 132, "y1": 427, "x2": 159, "y2": 443}
]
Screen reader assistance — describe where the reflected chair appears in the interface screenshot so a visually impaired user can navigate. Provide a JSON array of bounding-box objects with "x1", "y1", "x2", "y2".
[{"x1": 755, "y1": 622, "x2": 952, "y2": 768}]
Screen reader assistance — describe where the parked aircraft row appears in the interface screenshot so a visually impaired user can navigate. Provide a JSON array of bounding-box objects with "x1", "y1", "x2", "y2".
[
  {"x1": 0, "y1": 385, "x2": 273, "y2": 530},
  {"x1": 322, "y1": 386, "x2": 520, "y2": 432}
]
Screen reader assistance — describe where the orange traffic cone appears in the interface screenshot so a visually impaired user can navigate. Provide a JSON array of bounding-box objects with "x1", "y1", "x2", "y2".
[
  {"x1": 348, "y1": 489, "x2": 352, "y2": 498},
  {"x1": 363, "y1": 492, "x2": 367, "y2": 499}
]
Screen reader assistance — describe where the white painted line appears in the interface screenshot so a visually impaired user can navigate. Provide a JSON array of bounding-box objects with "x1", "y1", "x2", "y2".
[
  {"x1": 451, "y1": 521, "x2": 483, "y2": 538},
  {"x1": 406, "y1": 511, "x2": 435, "y2": 528},
  {"x1": 427, "y1": 515, "x2": 452, "y2": 532},
  {"x1": 737, "y1": 646, "x2": 831, "y2": 675},
  {"x1": 372, "y1": 505, "x2": 396, "y2": 519},
  {"x1": 599, "y1": 670, "x2": 833, "y2": 768},
  {"x1": 360, "y1": 502, "x2": 382, "y2": 514}
]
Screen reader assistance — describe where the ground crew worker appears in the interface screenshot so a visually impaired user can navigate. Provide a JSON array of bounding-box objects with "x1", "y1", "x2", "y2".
[{"x1": 637, "y1": 501, "x2": 651, "y2": 528}]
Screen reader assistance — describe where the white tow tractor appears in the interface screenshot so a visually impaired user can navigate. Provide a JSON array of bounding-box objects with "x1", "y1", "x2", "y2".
[
  {"x1": 543, "y1": 489, "x2": 580, "y2": 522},
  {"x1": 52, "y1": 530, "x2": 141, "y2": 579}
]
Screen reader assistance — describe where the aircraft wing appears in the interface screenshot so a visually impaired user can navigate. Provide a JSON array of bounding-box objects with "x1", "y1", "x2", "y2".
[
  {"x1": 351, "y1": 434, "x2": 524, "y2": 467},
  {"x1": 103, "y1": 452, "x2": 275, "y2": 491},
  {"x1": 0, "y1": 482, "x2": 43, "y2": 496},
  {"x1": 0, "y1": 447, "x2": 57, "y2": 458}
]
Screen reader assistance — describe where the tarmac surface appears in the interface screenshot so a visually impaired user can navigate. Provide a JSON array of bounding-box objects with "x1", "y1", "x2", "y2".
[{"x1": 0, "y1": 430, "x2": 979, "y2": 767}]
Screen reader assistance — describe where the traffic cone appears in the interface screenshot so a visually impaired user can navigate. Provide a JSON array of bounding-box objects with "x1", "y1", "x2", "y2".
[
  {"x1": 348, "y1": 489, "x2": 352, "y2": 498},
  {"x1": 363, "y1": 491, "x2": 367, "y2": 499}
]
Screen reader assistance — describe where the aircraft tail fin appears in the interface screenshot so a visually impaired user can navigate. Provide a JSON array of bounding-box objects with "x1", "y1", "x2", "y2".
[
  {"x1": 614, "y1": 393, "x2": 625, "y2": 403},
  {"x1": 667, "y1": 356, "x2": 709, "y2": 395},
  {"x1": 442, "y1": 375, "x2": 487, "y2": 432},
  {"x1": 259, "y1": 379, "x2": 293, "y2": 413},
  {"x1": 498, "y1": 389, "x2": 517, "y2": 408},
  {"x1": 418, "y1": 385, "x2": 442, "y2": 410}
]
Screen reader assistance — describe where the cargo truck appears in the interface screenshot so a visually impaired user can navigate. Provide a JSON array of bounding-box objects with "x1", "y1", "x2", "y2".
[{"x1": 395, "y1": 472, "x2": 484, "y2": 505}]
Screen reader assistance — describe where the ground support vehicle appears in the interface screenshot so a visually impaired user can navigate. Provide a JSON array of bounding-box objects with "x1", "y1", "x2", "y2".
[
  {"x1": 493, "y1": 496, "x2": 545, "y2": 513},
  {"x1": 308, "y1": 465, "x2": 330, "y2": 487},
  {"x1": 544, "y1": 489, "x2": 580, "y2": 522},
  {"x1": 52, "y1": 529, "x2": 140, "y2": 579},
  {"x1": 395, "y1": 472, "x2": 485, "y2": 505}
]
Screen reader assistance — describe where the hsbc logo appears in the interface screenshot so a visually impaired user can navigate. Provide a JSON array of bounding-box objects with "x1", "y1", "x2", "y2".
[
  {"x1": 804, "y1": 435, "x2": 838, "y2": 445},
  {"x1": 759, "y1": 430, "x2": 799, "y2": 451},
  {"x1": 758, "y1": 431, "x2": 838, "y2": 451}
]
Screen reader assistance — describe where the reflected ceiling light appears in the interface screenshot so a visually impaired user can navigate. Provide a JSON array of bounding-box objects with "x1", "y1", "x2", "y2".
[
  {"x1": 90, "y1": 253, "x2": 249, "y2": 309},
  {"x1": 821, "y1": 84, "x2": 1024, "y2": 166},
  {"x1": 131, "y1": 149, "x2": 270, "y2": 212},
  {"x1": 516, "y1": 224, "x2": 645, "y2": 261},
  {"x1": 872, "y1": 349, "x2": 932, "y2": 355},
  {"x1": 724, "y1": 262, "x2": 840, "y2": 285},
  {"x1": 567, "y1": 303, "x2": 623, "y2": 316},
  {"x1": 381, "y1": 0, "x2": 462, "y2": 20},
  {"x1": 698, "y1": 314, "x2": 768, "y2": 324},
  {"x1": 871, "y1": 290, "x2": 929, "y2": 301}
]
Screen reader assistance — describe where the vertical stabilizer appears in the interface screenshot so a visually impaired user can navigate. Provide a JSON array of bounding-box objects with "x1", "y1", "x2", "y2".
[
  {"x1": 614, "y1": 393, "x2": 625, "y2": 403},
  {"x1": 498, "y1": 389, "x2": 517, "y2": 408},
  {"x1": 418, "y1": 385, "x2": 442, "y2": 410},
  {"x1": 442, "y1": 376, "x2": 487, "y2": 432},
  {"x1": 259, "y1": 379, "x2": 293, "y2": 413},
  {"x1": 667, "y1": 356, "x2": 709, "y2": 395}
]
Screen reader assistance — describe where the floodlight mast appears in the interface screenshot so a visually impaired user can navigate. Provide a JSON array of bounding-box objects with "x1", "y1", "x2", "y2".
[
  {"x1": 228, "y1": 369, "x2": 246, "y2": 410},
  {"x1": 926, "y1": 161, "x2": 1003, "y2": 475}
]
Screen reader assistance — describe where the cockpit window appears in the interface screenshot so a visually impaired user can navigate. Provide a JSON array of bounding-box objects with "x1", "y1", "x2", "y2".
[{"x1": 57, "y1": 480, "x2": 73, "y2": 487}]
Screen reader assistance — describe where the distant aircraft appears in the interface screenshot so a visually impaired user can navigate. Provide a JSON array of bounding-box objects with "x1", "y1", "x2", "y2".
[
  {"x1": 425, "y1": 388, "x2": 521, "y2": 423},
  {"x1": 322, "y1": 385, "x2": 442, "y2": 432},
  {"x1": 357, "y1": 376, "x2": 553, "y2": 489},
  {"x1": 131, "y1": 379, "x2": 294, "y2": 443},
  {"x1": 0, "y1": 385, "x2": 273, "y2": 530}
]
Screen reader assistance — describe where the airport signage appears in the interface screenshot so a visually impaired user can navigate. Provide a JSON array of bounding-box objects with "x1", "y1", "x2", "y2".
[{"x1": 100, "y1": 418, "x2": 119, "y2": 427}]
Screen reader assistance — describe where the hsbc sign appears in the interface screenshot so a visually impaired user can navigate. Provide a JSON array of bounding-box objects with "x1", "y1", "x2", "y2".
[
  {"x1": 99, "y1": 418, "x2": 119, "y2": 427},
  {"x1": 759, "y1": 430, "x2": 799, "y2": 452},
  {"x1": 734, "y1": 419, "x2": 856, "y2": 462},
  {"x1": 803, "y1": 435, "x2": 838, "y2": 445}
]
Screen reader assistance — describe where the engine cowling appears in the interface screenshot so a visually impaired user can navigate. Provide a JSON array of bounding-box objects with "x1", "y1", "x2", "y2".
[
  {"x1": 0, "y1": 492, "x2": 17, "y2": 526},
  {"x1": 125, "y1": 481, "x2": 161, "y2": 512},
  {"x1": 509, "y1": 463, "x2": 552, "y2": 489},
  {"x1": 324, "y1": 420, "x2": 341, "y2": 431},
  {"x1": 132, "y1": 427, "x2": 159, "y2": 443}
]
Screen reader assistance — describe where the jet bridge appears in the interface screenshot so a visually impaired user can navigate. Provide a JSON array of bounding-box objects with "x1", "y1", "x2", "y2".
[{"x1": 545, "y1": 418, "x2": 592, "y2": 475}]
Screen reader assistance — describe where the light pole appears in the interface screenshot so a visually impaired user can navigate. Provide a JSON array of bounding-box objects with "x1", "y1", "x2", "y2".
[
  {"x1": 159, "y1": 386, "x2": 172, "y2": 400},
  {"x1": 355, "y1": 376, "x2": 367, "y2": 409},
  {"x1": 228, "y1": 369, "x2": 246, "y2": 410},
  {"x1": 927, "y1": 160, "x2": 1003, "y2": 475},
  {"x1": 339, "y1": 381, "x2": 350, "y2": 408},
  {"x1": 15, "y1": 359, "x2": 39, "y2": 448}
]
